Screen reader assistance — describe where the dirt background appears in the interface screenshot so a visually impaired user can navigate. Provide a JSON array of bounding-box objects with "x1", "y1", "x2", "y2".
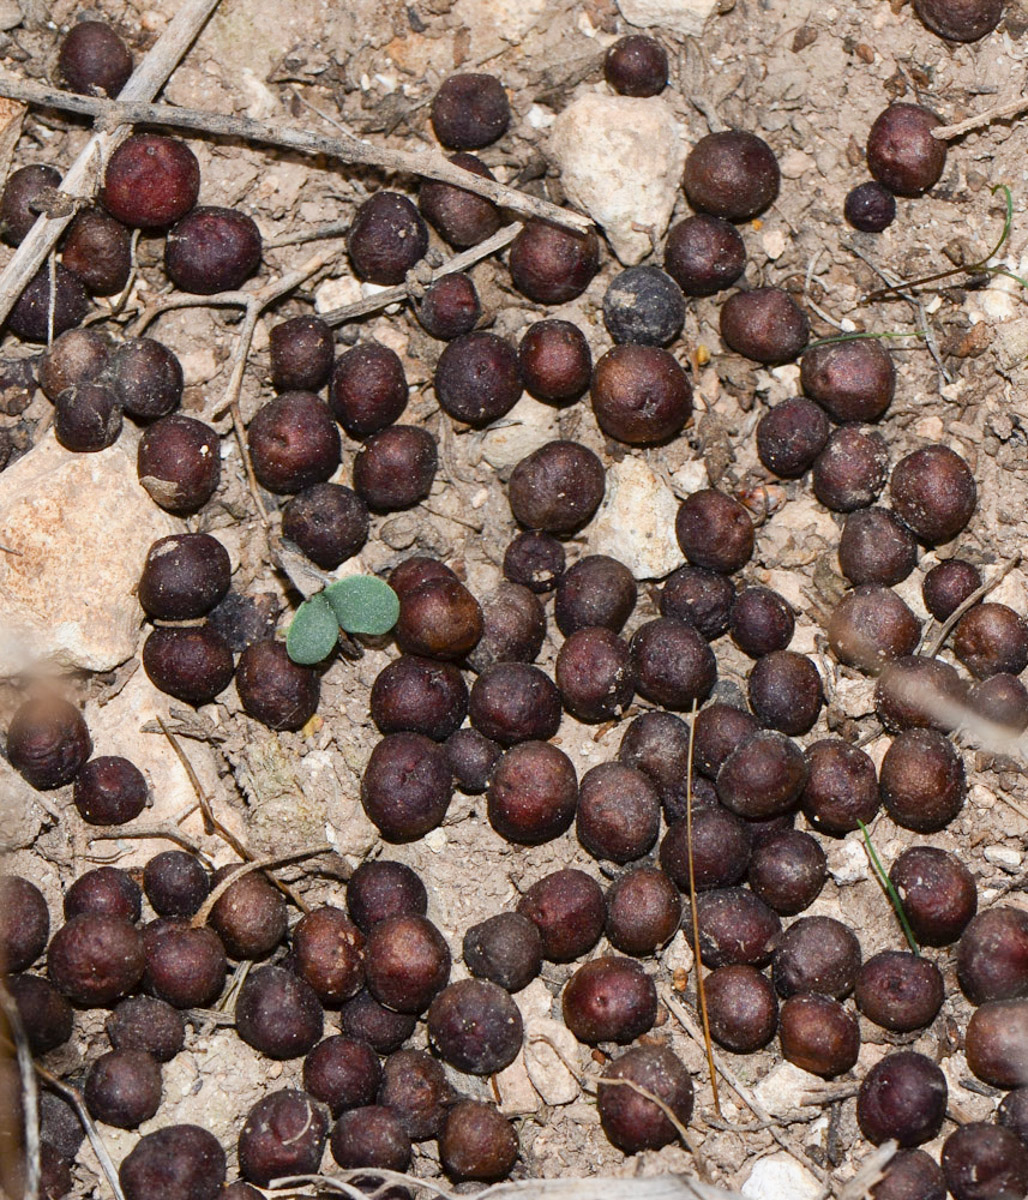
[{"x1": 3, "y1": 0, "x2": 1028, "y2": 1193}]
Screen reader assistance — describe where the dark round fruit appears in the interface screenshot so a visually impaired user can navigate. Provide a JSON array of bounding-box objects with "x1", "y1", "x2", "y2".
[
  {"x1": 705, "y1": 964, "x2": 778, "y2": 1053},
  {"x1": 304, "y1": 1037, "x2": 382, "y2": 1117},
  {"x1": 503, "y1": 530, "x2": 565, "y2": 594},
  {"x1": 941, "y1": 1124, "x2": 1028, "y2": 1200},
  {"x1": 801, "y1": 739, "x2": 879, "y2": 834},
  {"x1": 748, "y1": 830, "x2": 826, "y2": 915},
  {"x1": 248, "y1": 392, "x2": 340, "y2": 495},
  {"x1": 867, "y1": 104, "x2": 947, "y2": 197},
  {"x1": 137, "y1": 414, "x2": 220, "y2": 514},
  {"x1": 660, "y1": 808, "x2": 752, "y2": 892},
  {"x1": 874, "y1": 656, "x2": 964, "y2": 737},
  {"x1": 813, "y1": 425, "x2": 889, "y2": 511},
  {"x1": 966, "y1": 1001, "x2": 1028, "y2": 1089},
  {"x1": 890, "y1": 845, "x2": 977, "y2": 947},
  {"x1": 348, "y1": 192, "x2": 428, "y2": 285},
  {"x1": 119, "y1": 1125, "x2": 226, "y2": 1200},
  {"x1": 416, "y1": 273, "x2": 480, "y2": 340},
  {"x1": 756, "y1": 397, "x2": 829, "y2": 478},
  {"x1": 431, "y1": 74, "x2": 509, "y2": 150},
  {"x1": 62, "y1": 207, "x2": 132, "y2": 296},
  {"x1": 662, "y1": 566, "x2": 735, "y2": 641},
  {"x1": 371, "y1": 655, "x2": 467, "y2": 741},
  {"x1": 664, "y1": 213, "x2": 746, "y2": 297},
  {"x1": 923, "y1": 559, "x2": 981, "y2": 621},
  {"x1": 364, "y1": 915, "x2": 451, "y2": 1014},
  {"x1": 630, "y1": 617, "x2": 717, "y2": 710},
  {"x1": 235, "y1": 965, "x2": 324, "y2": 1059},
  {"x1": 236, "y1": 640, "x2": 319, "y2": 732},
  {"x1": 683, "y1": 130, "x2": 780, "y2": 222},
  {"x1": 604, "y1": 34, "x2": 668, "y2": 96},
  {"x1": 439, "y1": 1101, "x2": 518, "y2": 1182},
  {"x1": 1, "y1": 164, "x2": 61, "y2": 245},
  {"x1": 999, "y1": 1089, "x2": 1028, "y2": 1147},
  {"x1": 801, "y1": 339, "x2": 895, "y2": 424},
  {"x1": 427, "y1": 978, "x2": 523, "y2": 1073},
  {"x1": 508, "y1": 439, "x2": 605, "y2": 533},
  {"x1": 208, "y1": 865, "x2": 287, "y2": 960},
  {"x1": 692, "y1": 704, "x2": 760, "y2": 779},
  {"x1": 165, "y1": 206, "x2": 261, "y2": 294},
  {"x1": 282, "y1": 483, "x2": 368, "y2": 571},
  {"x1": 487, "y1": 740, "x2": 577, "y2": 844},
  {"x1": 270, "y1": 315, "x2": 334, "y2": 393},
  {"x1": 855, "y1": 952, "x2": 945, "y2": 1033},
  {"x1": 605, "y1": 867, "x2": 681, "y2": 958},
  {"x1": 39, "y1": 327, "x2": 110, "y2": 400},
  {"x1": 109, "y1": 338, "x2": 184, "y2": 421},
  {"x1": 58, "y1": 20, "x2": 132, "y2": 96},
  {"x1": 6, "y1": 697, "x2": 91, "y2": 791},
  {"x1": 519, "y1": 319, "x2": 592, "y2": 403},
  {"x1": 330, "y1": 1105, "x2": 411, "y2": 1172},
  {"x1": 914, "y1": 0, "x2": 1003, "y2": 41},
  {"x1": 360, "y1": 732, "x2": 452, "y2": 842},
  {"x1": 562, "y1": 956, "x2": 657, "y2": 1045},
  {"x1": 890, "y1": 445, "x2": 976, "y2": 544},
  {"x1": 394, "y1": 577, "x2": 482, "y2": 660},
  {"x1": 676, "y1": 489, "x2": 754, "y2": 573},
  {"x1": 602, "y1": 267, "x2": 685, "y2": 348},
  {"x1": 956, "y1": 908, "x2": 1028, "y2": 1005},
  {"x1": 347, "y1": 860, "x2": 427, "y2": 935},
  {"x1": 556, "y1": 628, "x2": 634, "y2": 723},
  {"x1": 237, "y1": 1090, "x2": 328, "y2": 1187},
  {"x1": 143, "y1": 920, "x2": 226, "y2": 1009},
  {"x1": 779, "y1": 994, "x2": 859, "y2": 1077},
  {"x1": 48, "y1": 913, "x2": 144, "y2": 1007},
  {"x1": 880, "y1": 728, "x2": 965, "y2": 832},
  {"x1": 970, "y1": 673, "x2": 1028, "y2": 732},
  {"x1": 954, "y1": 603, "x2": 1028, "y2": 679},
  {"x1": 721, "y1": 287, "x2": 809, "y2": 364},
  {"x1": 772, "y1": 915, "x2": 861, "y2": 1000},
  {"x1": 108, "y1": 996, "x2": 185, "y2": 1062},
  {"x1": 389, "y1": 556, "x2": 457, "y2": 599},
  {"x1": 576, "y1": 763, "x2": 658, "y2": 862},
  {"x1": 339, "y1": 990, "x2": 417, "y2": 1055},
  {"x1": 470, "y1": 662, "x2": 560, "y2": 745},
  {"x1": 138, "y1": 532, "x2": 230, "y2": 621},
  {"x1": 747, "y1": 650, "x2": 823, "y2": 736},
  {"x1": 448, "y1": 728, "x2": 501, "y2": 795},
  {"x1": 730, "y1": 587, "x2": 794, "y2": 658},
  {"x1": 7, "y1": 265, "x2": 89, "y2": 343},
  {"x1": 591, "y1": 344, "x2": 692, "y2": 445},
  {"x1": 293, "y1": 906, "x2": 365, "y2": 1006},
  {"x1": 839, "y1": 507, "x2": 918, "y2": 586},
  {"x1": 39, "y1": 1091, "x2": 85, "y2": 1162},
  {"x1": 827, "y1": 585, "x2": 921, "y2": 672},
  {"x1": 144, "y1": 850, "x2": 210, "y2": 918},
  {"x1": 378, "y1": 1048, "x2": 455, "y2": 1140},
  {"x1": 694, "y1": 887, "x2": 782, "y2": 968},
  {"x1": 618, "y1": 711, "x2": 691, "y2": 793},
  {"x1": 598, "y1": 1045, "x2": 694, "y2": 1154},
  {"x1": 102, "y1": 135, "x2": 200, "y2": 229},
  {"x1": 85, "y1": 1049, "x2": 162, "y2": 1129},
  {"x1": 517, "y1": 868, "x2": 605, "y2": 963},
  {"x1": 329, "y1": 343, "x2": 407, "y2": 438},
  {"x1": 7, "y1": 974, "x2": 73, "y2": 1054},
  {"x1": 142, "y1": 626, "x2": 234, "y2": 706},
  {"x1": 434, "y1": 331, "x2": 522, "y2": 427},
  {"x1": 463, "y1": 912, "x2": 542, "y2": 992},
  {"x1": 716, "y1": 730, "x2": 808, "y2": 820},
  {"x1": 419, "y1": 153, "x2": 501, "y2": 249},
  {"x1": 508, "y1": 220, "x2": 600, "y2": 304},
  {"x1": 54, "y1": 382, "x2": 122, "y2": 452},
  {"x1": 858, "y1": 1051, "x2": 947, "y2": 1148},
  {"x1": 555, "y1": 554, "x2": 637, "y2": 636},
  {"x1": 353, "y1": 424, "x2": 437, "y2": 512},
  {"x1": 844, "y1": 182, "x2": 897, "y2": 232},
  {"x1": 64, "y1": 866, "x2": 140, "y2": 922}
]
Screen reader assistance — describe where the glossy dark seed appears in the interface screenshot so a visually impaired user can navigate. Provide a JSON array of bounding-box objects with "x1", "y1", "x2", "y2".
[
  {"x1": 508, "y1": 221, "x2": 600, "y2": 304},
  {"x1": 165, "y1": 207, "x2": 261, "y2": 294},
  {"x1": 867, "y1": 104, "x2": 947, "y2": 197},
  {"x1": 463, "y1": 912, "x2": 542, "y2": 992},
  {"x1": 683, "y1": 131, "x2": 780, "y2": 222},
  {"x1": 555, "y1": 555, "x2": 637, "y2": 636},
  {"x1": 142, "y1": 920, "x2": 226, "y2": 1009},
  {"x1": 730, "y1": 587, "x2": 794, "y2": 658},
  {"x1": 692, "y1": 704, "x2": 760, "y2": 780},
  {"x1": 58, "y1": 20, "x2": 132, "y2": 96},
  {"x1": 801, "y1": 339, "x2": 895, "y2": 424},
  {"x1": 487, "y1": 740, "x2": 577, "y2": 844},
  {"x1": 353, "y1": 425, "x2": 437, "y2": 512},
  {"x1": 329, "y1": 343, "x2": 407, "y2": 438},
  {"x1": 844, "y1": 182, "x2": 897, "y2": 232},
  {"x1": 857, "y1": 1052, "x2": 948, "y2": 1147},
  {"x1": 517, "y1": 869, "x2": 604, "y2": 963},
  {"x1": 371, "y1": 655, "x2": 467, "y2": 742},
  {"x1": 720, "y1": 288, "x2": 809, "y2": 364},
  {"x1": 748, "y1": 830, "x2": 826, "y2": 915},
  {"x1": 664, "y1": 213, "x2": 746, "y2": 296},
  {"x1": 431, "y1": 74, "x2": 509, "y2": 150},
  {"x1": 598, "y1": 1045, "x2": 694, "y2": 1153},
  {"x1": 348, "y1": 192, "x2": 428, "y2": 285},
  {"x1": 890, "y1": 846, "x2": 977, "y2": 947},
  {"x1": 427, "y1": 978, "x2": 523, "y2": 1073},
  {"x1": 293, "y1": 906, "x2": 365, "y2": 1006},
  {"x1": 855, "y1": 952, "x2": 945, "y2": 1032},
  {"x1": 880, "y1": 728, "x2": 965, "y2": 832},
  {"x1": 235, "y1": 965, "x2": 324, "y2": 1059},
  {"x1": 705, "y1": 965, "x2": 778, "y2": 1053},
  {"x1": 508, "y1": 439, "x2": 605, "y2": 533},
  {"x1": 101, "y1": 135, "x2": 200, "y2": 230},
  {"x1": 236, "y1": 640, "x2": 320, "y2": 732}
]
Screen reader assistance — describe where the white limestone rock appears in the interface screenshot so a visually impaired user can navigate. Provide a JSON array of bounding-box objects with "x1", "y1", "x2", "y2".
[
  {"x1": 0, "y1": 433, "x2": 178, "y2": 677},
  {"x1": 616, "y1": 0, "x2": 718, "y2": 37},
  {"x1": 742, "y1": 1153, "x2": 823, "y2": 1200},
  {"x1": 589, "y1": 454, "x2": 683, "y2": 579},
  {"x1": 549, "y1": 93, "x2": 686, "y2": 266},
  {"x1": 479, "y1": 395, "x2": 560, "y2": 474}
]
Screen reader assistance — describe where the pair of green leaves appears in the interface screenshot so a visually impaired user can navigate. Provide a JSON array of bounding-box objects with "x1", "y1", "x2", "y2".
[{"x1": 286, "y1": 575, "x2": 400, "y2": 665}]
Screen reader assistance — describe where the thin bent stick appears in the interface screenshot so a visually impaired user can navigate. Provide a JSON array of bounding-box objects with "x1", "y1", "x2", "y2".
[
  {"x1": 33, "y1": 1065, "x2": 126, "y2": 1200},
  {"x1": 925, "y1": 553, "x2": 1020, "y2": 658},
  {"x1": 0, "y1": 78, "x2": 593, "y2": 234},
  {"x1": 0, "y1": 0, "x2": 224, "y2": 329},
  {"x1": 933, "y1": 95, "x2": 1028, "y2": 140},
  {"x1": 0, "y1": 981, "x2": 39, "y2": 1200},
  {"x1": 191, "y1": 843, "x2": 332, "y2": 928}
]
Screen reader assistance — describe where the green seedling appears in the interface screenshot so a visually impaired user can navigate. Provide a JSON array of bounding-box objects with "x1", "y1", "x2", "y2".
[
  {"x1": 286, "y1": 575, "x2": 399, "y2": 666},
  {"x1": 857, "y1": 819, "x2": 920, "y2": 956}
]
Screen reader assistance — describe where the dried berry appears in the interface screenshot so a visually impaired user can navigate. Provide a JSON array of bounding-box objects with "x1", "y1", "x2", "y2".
[
  {"x1": 165, "y1": 207, "x2": 261, "y2": 294},
  {"x1": 747, "y1": 650, "x2": 823, "y2": 736},
  {"x1": 880, "y1": 728, "x2": 965, "y2": 832},
  {"x1": 605, "y1": 867, "x2": 682, "y2": 957},
  {"x1": 64, "y1": 866, "x2": 140, "y2": 922},
  {"x1": 683, "y1": 131, "x2": 780, "y2": 221},
  {"x1": 348, "y1": 192, "x2": 428, "y2": 285},
  {"x1": 705, "y1": 965, "x2": 778, "y2": 1053},
  {"x1": 691, "y1": 704, "x2": 760, "y2": 779},
  {"x1": 48, "y1": 913, "x2": 144, "y2": 1007},
  {"x1": 40, "y1": 328, "x2": 110, "y2": 400},
  {"x1": 694, "y1": 887, "x2": 782, "y2": 968},
  {"x1": 109, "y1": 338, "x2": 184, "y2": 421},
  {"x1": 839, "y1": 507, "x2": 918, "y2": 586},
  {"x1": 966, "y1": 1000, "x2": 1028, "y2": 1088},
  {"x1": 598, "y1": 1045, "x2": 694, "y2": 1153},
  {"x1": 675, "y1": 489, "x2": 754, "y2": 573},
  {"x1": 138, "y1": 533, "x2": 230, "y2": 621},
  {"x1": 858, "y1": 1052, "x2": 948, "y2": 1147},
  {"x1": 875, "y1": 654, "x2": 966, "y2": 733},
  {"x1": 303, "y1": 1036, "x2": 382, "y2": 1117},
  {"x1": 827, "y1": 585, "x2": 921, "y2": 672},
  {"x1": 716, "y1": 730, "x2": 808, "y2": 821},
  {"x1": 431, "y1": 74, "x2": 510, "y2": 150},
  {"x1": 576, "y1": 763, "x2": 658, "y2": 861},
  {"x1": 970, "y1": 672, "x2": 1028, "y2": 731},
  {"x1": 7, "y1": 265, "x2": 89, "y2": 343},
  {"x1": 143, "y1": 920, "x2": 226, "y2": 1009},
  {"x1": 773, "y1": 915, "x2": 861, "y2": 999},
  {"x1": 957, "y1": 907, "x2": 1028, "y2": 1004},
  {"x1": 142, "y1": 626, "x2": 234, "y2": 706},
  {"x1": 416, "y1": 273, "x2": 480, "y2": 340},
  {"x1": 119, "y1": 1125, "x2": 225, "y2": 1200},
  {"x1": 730, "y1": 587, "x2": 794, "y2": 658},
  {"x1": 890, "y1": 845, "x2": 977, "y2": 946},
  {"x1": 377, "y1": 1048, "x2": 454, "y2": 1139},
  {"x1": 468, "y1": 584, "x2": 546, "y2": 672},
  {"x1": 137, "y1": 414, "x2": 220, "y2": 514},
  {"x1": 630, "y1": 617, "x2": 717, "y2": 710},
  {"x1": 236, "y1": 965, "x2": 324, "y2": 1059},
  {"x1": 329, "y1": 343, "x2": 407, "y2": 437},
  {"x1": 591, "y1": 344, "x2": 692, "y2": 444},
  {"x1": 604, "y1": 34, "x2": 668, "y2": 96},
  {"x1": 660, "y1": 809, "x2": 752, "y2": 892},
  {"x1": 439, "y1": 1101, "x2": 518, "y2": 1182},
  {"x1": 101, "y1": 135, "x2": 200, "y2": 229},
  {"x1": 813, "y1": 425, "x2": 889, "y2": 511},
  {"x1": 801, "y1": 739, "x2": 879, "y2": 834},
  {"x1": 720, "y1": 288, "x2": 809, "y2": 364},
  {"x1": 58, "y1": 20, "x2": 132, "y2": 96},
  {"x1": 487, "y1": 740, "x2": 577, "y2": 844},
  {"x1": 801, "y1": 339, "x2": 895, "y2": 424},
  {"x1": 330, "y1": 1105, "x2": 411, "y2": 1172},
  {"x1": 428, "y1": 978, "x2": 523, "y2": 1073},
  {"x1": 282, "y1": 484, "x2": 368, "y2": 570},
  {"x1": 664, "y1": 213, "x2": 746, "y2": 297},
  {"x1": 292, "y1": 906, "x2": 365, "y2": 1006},
  {"x1": 954, "y1": 603, "x2": 1028, "y2": 679},
  {"x1": 7, "y1": 974, "x2": 73, "y2": 1054},
  {"x1": 85, "y1": 1049, "x2": 162, "y2": 1129},
  {"x1": 463, "y1": 913, "x2": 542, "y2": 992},
  {"x1": 844, "y1": 182, "x2": 896, "y2": 232},
  {"x1": 108, "y1": 996, "x2": 185, "y2": 1062},
  {"x1": 361, "y1": 732, "x2": 452, "y2": 841},
  {"x1": 867, "y1": 104, "x2": 947, "y2": 196},
  {"x1": 144, "y1": 850, "x2": 210, "y2": 918},
  {"x1": 248, "y1": 392, "x2": 340, "y2": 495},
  {"x1": 434, "y1": 331, "x2": 522, "y2": 427},
  {"x1": 353, "y1": 424, "x2": 437, "y2": 512},
  {"x1": 555, "y1": 555, "x2": 637, "y2": 636},
  {"x1": 562, "y1": 956, "x2": 657, "y2": 1045},
  {"x1": 207, "y1": 592, "x2": 279, "y2": 653},
  {"x1": 419, "y1": 153, "x2": 501, "y2": 249},
  {"x1": 602, "y1": 266, "x2": 685, "y2": 347},
  {"x1": 748, "y1": 830, "x2": 826, "y2": 915},
  {"x1": 208, "y1": 865, "x2": 287, "y2": 960},
  {"x1": 6, "y1": 697, "x2": 91, "y2": 791},
  {"x1": 508, "y1": 439, "x2": 605, "y2": 533},
  {"x1": 519, "y1": 319, "x2": 592, "y2": 403},
  {"x1": 662, "y1": 566, "x2": 735, "y2": 641},
  {"x1": 2, "y1": 164, "x2": 61, "y2": 245},
  {"x1": 890, "y1": 445, "x2": 976, "y2": 544},
  {"x1": 339, "y1": 990, "x2": 416, "y2": 1055},
  {"x1": 371, "y1": 655, "x2": 467, "y2": 742},
  {"x1": 347, "y1": 861, "x2": 427, "y2": 935},
  {"x1": 62, "y1": 206, "x2": 131, "y2": 296},
  {"x1": 556, "y1": 627, "x2": 635, "y2": 723},
  {"x1": 236, "y1": 640, "x2": 319, "y2": 732},
  {"x1": 364, "y1": 915, "x2": 451, "y2": 1014},
  {"x1": 237, "y1": 1090, "x2": 328, "y2": 1187},
  {"x1": 517, "y1": 869, "x2": 605, "y2": 963},
  {"x1": 394, "y1": 577, "x2": 482, "y2": 660},
  {"x1": 53, "y1": 382, "x2": 122, "y2": 452},
  {"x1": 914, "y1": 0, "x2": 1003, "y2": 41},
  {"x1": 270, "y1": 315, "x2": 334, "y2": 393},
  {"x1": 756, "y1": 397, "x2": 829, "y2": 478},
  {"x1": 923, "y1": 559, "x2": 981, "y2": 621},
  {"x1": 941, "y1": 1124, "x2": 1028, "y2": 1200},
  {"x1": 508, "y1": 221, "x2": 600, "y2": 304},
  {"x1": 855, "y1": 952, "x2": 945, "y2": 1032},
  {"x1": 779, "y1": 994, "x2": 860, "y2": 1077}
]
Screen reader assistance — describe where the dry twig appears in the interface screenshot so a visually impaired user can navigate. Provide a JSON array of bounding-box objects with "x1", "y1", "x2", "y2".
[
  {"x1": 191, "y1": 843, "x2": 332, "y2": 928},
  {"x1": 0, "y1": 980, "x2": 39, "y2": 1200},
  {"x1": 933, "y1": 96, "x2": 1028, "y2": 140},
  {"x1": 925, "y1": 553, "x2": 1020, "y2": 657},
  {"x1": 33, "y1": 1066, "x2": 125, "y2": 1200}
]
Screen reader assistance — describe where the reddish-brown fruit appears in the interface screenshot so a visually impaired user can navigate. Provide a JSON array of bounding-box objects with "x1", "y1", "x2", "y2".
[
  {"x1": 463, "y1": 912, "x2": 542, "y2": 992},
  {"x1": 630, "y1": 617, "x2": 717, "y2": 710},
  {"x1": 747, "y1": 650, "x2": 823, "y2": 736},
  {"x1": 598, "y1": 1045, "x2": 694, "y2": 1154},
  {"x1": 439, "y1": 1101, "x2": 519, "y2": 1182},
  {"x1": 555, "y1": 555, "x2": 637, "y2": 636},
  {"x1": 772, "y1": 915, "x2": 861, "y2": 999},
  {"x1": 875, "y1": 654, "x2": 966, "y2": 733},
  {"x1": 839, "y1": 507, "x2": 918, "y2": 586},
  {"x1": 7, "y1": 974, "x2": 73, "y2": 1054},
  {"x1": 801, "y1": 339, "x2": 895, "y2": 424},
  {"x1": 855, "y1": 952, "x2": 945, "y2": 1032},
  {"x1": 419, "y1": 153, "x2": 501, "y2": 249},
  {"x1": 662, "y1": 566, "x2": 735, "y2": 641},
  {"x1": 329, "y1": 1104, "x2": 411, "y2": 1172},
  {"x1": 941, "y1": 1124, "x2": 1028, "y2": 1200},
  {"x1": 660, "y1": 808, "x2": 752, "y2": 892},
  {"x1": 303, "y1": 1036, "x2": 382, "y2": 1117},
  {"x1": 282, "y1": 483, "x2": 368, "y2": 570},
  {"x1": 487, "y1": 740, "x2": 577, "y2": 844},
  {"x1": 694, "y1": 887, "x2": 782, "y2": 968},
  {"x1": 85, "y1": 1049, "x2": 162, "y2": 1129},
  {"x1": 235, "y1": 965, "x2": 324, "y2": 1059},
  {"x1": 691, "y1": 704, "x2": 760, "y2": 780},
  {"x1": 557, "y1": 628, "x2": 635, "y2": 723},
  {"x1": 338, "y1": 990, "x2": 416, "y2": 1054},
  {"x1": 237, "y1": 1090, "x2": 328, "y2": 1187},
  {"x1": 683, "y1": 131, "x2": 780, "y2": 221},
  {"x1": 890, "y1": 845, "x2": 977, "y2": 947},
  {"x1": 378, "y1": 1048, "x2": 455, "y2": 1140},
  {"x1": 965, "y1": 999, "x2": 1028, "y2": 1088},
  {"x1": 236, "y1": 641, "x2": 319, "y2": 732},
  {"x1": 64, "y1": 866, "x2": 141, "y2": 922},
  {"x1": 827, "y1": 585, "x2": 921, "y2": 672},
  {"x1": 6, "y1": 265, "x2": 89, "y2": 343},
  {"x1": 508, "y1": 439, "x2": 605, "y2": 533},
  {"x1": 779, "y1": 994, "x2": 860, "y2": 1077},
  {"x1": 165, "y1": 207, "x2": 261, "y2": 294},
  {"x1": 360, "y1": 732, "x2": 452, "y2": 842},
  {"x1": 721, "y1": 288, "x2": 809, "y2": 364},
  {"x1": 119, "y1": 1126, "x2": 226, "y2": 1200},
  {"x1": 434, "y1": 331, "x2": 522, "y2": 427},
  {"x1": 954, "y1": 603, "x2": 1028, "y2": 679},
  {"x1": 880, "y1": 728, "x2": 965, "y2": 832},
  {"x1": 58, "y1": 20, "x2": 132, "y2": 96},
  {"x1": 431, "y1": 74, "x2": 510, "y2": 150},
  {"x1": 416, "y1": 273, "x2": 480, "y2": 340},
  {"x1": 346, "y1": 860, "x2": 427, "y2": 934},
  {"x1": 6, "y1": 696, "x2": 91, "y2": 791},
  {"x1": 48, "y1": 913, "x2": 144, "y2": 1007},
  {"x1": 605, "y1": 867, "x2": 682, "y2": 958},
  {"x1": 394, "y1": 577, "x2": 482, "y2": 660},
  {"x1": 107, "y1": 996, "x2": 185, "y2": 1062},
  {"x1": 347, "y1": 192, "x2": 428, "y2": 285},
  {"x1": 519, "y1": 319, "x2": 592, "y2": 403},
  {"x1": 675, "y1": 489, "x2": 754, "y2": 573},
  {"x1": 664, "y1": 213, "x2": 746, "y2": 297},
  {"x1": 914, "y1": 0, "x2": 1003, "y2": 42},
  {"x1": 138, "y1": 532, "x2": 230, "y2": 621},
  {"x1": 269, "y1": 315, "x2": 334, "y2": 393},
  {"x1": 716, "y1": 731, "x2": 808, "y2": 821},
  {"x1": 101, "y1": 135, "x2": 200, "y2": 229},
  {"x1": 470, "y1": 662, "x2": 561, "y2": 746},
  {"x1": 867, "y1": 104, "x2": 947, "y2": 197},
  {"x1": 427, "y1": 978, "x2": 523, "y2": 1073},
  {"x1": 137, "y1": 414, "x2": 220, "y2": 514},
  {"x1": 517, "y1": 869, "x2": 605, "y2": 963},
  {"x1": 468, "y1": 583, "x2": 546, "y2": 673},
  {"x1": 748, "y1": 830, "x2": 826, "y2": 915},
  {"x1": 1, "y1": 164, "x2": 61, "y2": 245},
  {"x1": 604, "y1": 35, "x2": 668, "y2": 96},
  {"x1": 39, "y1": 327, "x2": 110, "y2": 400},
  {"x1": 364, "y1": 915, "x2": 451, "y2": 1014},
  {"x1": 857, "y1": 1052, "x2": 948, "y2": 1147},
  {"x1": 813, "y1": 425, "x2": 889, "y2": 511},
  {"x1": 142, "y1": 626, "x2": 234, "y2": 707},
  {"x1": 562, "y1": 956, "x2": 657, "y2": 1045},
  {"x1": 208, "y1": 866, "x2": 287, "y2": 960},
  {"x1": 247, "y1": 392, "x2": 340, "y2": 495},
  {"x1": 62, "y1": 208, "x2": 131, "y2": 295},
  {"x1": 756, "y1": 397, "x2": 829, "y2": 478},
  {"x1": 889, "y1": 445, "x2": 976, "y2": 544},
  {"x1": 508, "y1": 221, "x2": 600, "y2": 304},
  {"x1": 705, "y1": 964, "x2": 778, "y2": 1053},
  {"x1": 922, "y1": 558, "x2": 982, "y2": 620},
  {"x1": 143, "y1": 850, "x2": 209, "y2": 918},
  {"x1": 371, "y1": 655, "x2": 467, "y2": 742},
  {"x1": 293, "y1": 906, "x2": 365, "y2": 1006},
  {"x1": 143, "y1": 920, "x2": 227, "y2": 1009},
  {"x1": 353, "y1": 425, "x2": 437, "y2": 512},
  {"x1": 590, "y1": 344, "x2": 692, "y2": 445},
  {"x1": 329, "y1": 343, "x2": 407, "y2": 437},
  {"x1": 957, "y1": 907, "x2": 1028, "y2": 1005}
]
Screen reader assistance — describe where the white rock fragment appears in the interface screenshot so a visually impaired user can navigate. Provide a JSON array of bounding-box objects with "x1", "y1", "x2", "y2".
[
  {"x1": 494, "y1": 1051, "x2": 541, "y2": 1115},
  {"x1": 0, "y1": 757, "x2": 45, "y2": 851},
  {"x1": 742, "y1": 1153, "x2": 823, "y2": 1200},
  {"x1": 762, "y1": 229, "x2": 788, "y2": 260},
  {"x1": 753, "y1": 1061, "x2": 824, "y2": 1119},
  {"x1": 315, "y1": 275, "x2": 361, "y2": 313},
  {"x1": 984, "y1": 845, "x2": 1022, "y2": 871},
  {"x1": 827, "y1": 836, "x2": 870, "y2": 885},
  {"x1": 479, "y1": 395, "x2": 559, "y2": 473},
  {"x1": 549, "y1": 94, "x2": 686, "y2": 266},
  {"x1": 589, "y1": 455, "x2": 683, "y2": 579},
  {"x1": 616, "y1": 0, "x2": 717, "y2": 38},
  {"x1": 0, "y1": 434, "x2": 178, "y2": 677},
  {"x1": 660, "y1": 929, "x2": 694, "y2": 979},
  {"x1": 524, "y1": 1017, "x2": 581, "y2": 1105},
  {"x1": 672, "y1": 459, "x2": 708, "y2": 495}
]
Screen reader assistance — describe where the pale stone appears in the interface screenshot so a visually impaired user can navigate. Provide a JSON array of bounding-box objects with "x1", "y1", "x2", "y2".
[
  {"x1": 524, "y1": 1017, "x2": 581, "y2": 1105},
  {"x1": 743, "y1": 1153, "x2": 823, "y2": 1200},
  {"x1": 0, "y1": 434, "x2": 178, "y2": 677},
  {"x1": 660, "y1": 929, "x2": 695, "y2": 978},
  {"x1": 516, "y1": 977, "x2": 555, "y2": 1023},
  {"x1": 827, "y1": 836, "x2": 870, "y2": 886},
  {"x1": 616, "y1": 0, "x2": 717, "y2": 37},
  {"x1": 454, "y1": 0, "x2": 547, "y2": 55},
  {"x1": 762, "y1": 229, "x2": 788, "y2": 260},
  {"x1": 985, "y1": 845, "x2": 1022, "y2": 870},
  {"x1": 753, "y1": 1061, "x2": 825, "y2": 1119},
  {"x1": 549, "y1": 94, "x2": 686, "y2": 266},
  {"x1": 315, "y1": 275, "x2": 361, "y2": 313},
  {"x1": 0, "y1": 758, "x2": 45, "y2": 851},
  {"x1": 495, "y1": 1051, "x2": 541, "y2": 1115},
  {"x1": 589, "y1": 455, "x2": 683, "y2": 579},
  {"x1": 479, "y1": 394, "x2": 559, "y2": 473}
]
